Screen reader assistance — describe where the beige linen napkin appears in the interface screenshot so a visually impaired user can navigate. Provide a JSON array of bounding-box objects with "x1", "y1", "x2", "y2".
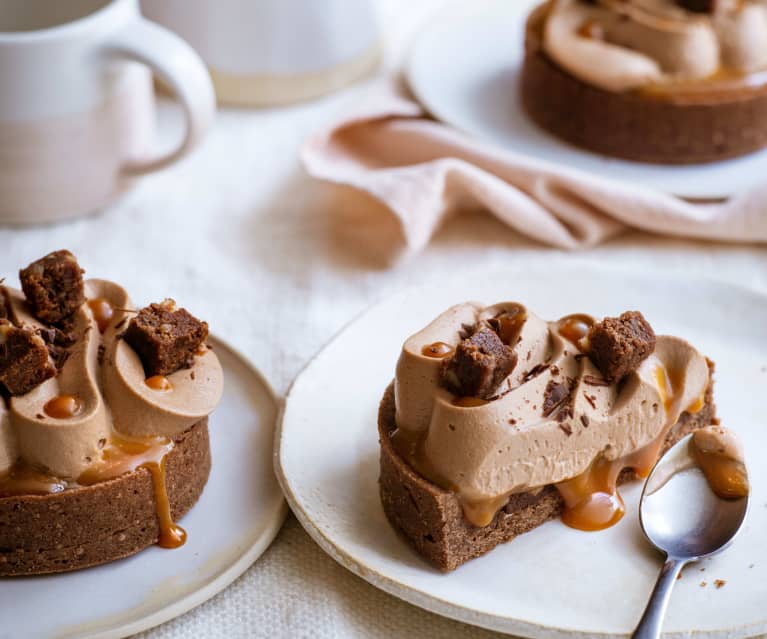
[{"x1": 302, "y1": 80, "x2": 767, "y2": 256}]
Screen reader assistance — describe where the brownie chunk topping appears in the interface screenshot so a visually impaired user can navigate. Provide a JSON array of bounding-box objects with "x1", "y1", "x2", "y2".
[
  {"x1": 585, "y1": 311, "x2": 656, "y2": 382},
  {"x1": 0, "y1": 320, "x2": 56, "y2": 396},
  {"x1": 123, "y1": 299, "x2": 209, "y2": 377},
  {"x1": 19, "y1": 250, "x2": 85, "y2": 324},
  {"x1": 441, "y1": 326, "x2": 517, "y2": 400}
]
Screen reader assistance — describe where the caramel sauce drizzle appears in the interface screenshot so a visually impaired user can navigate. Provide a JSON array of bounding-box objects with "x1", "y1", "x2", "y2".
[
  {"x1": 690, "y1": 437, "x2": 749, "y2": 500},
  {"x1": 146, "y1": 375, "x2": 173, "y2": 391},
  {"x1": 0, "y1": 432, "x2": 186, "y2": 548},
  {"x1": 421, "y1": 342, "x2": 454, "y2": 358},
  {"x1": 493, "y1": 305, "x2": 528, "y2": 346},
  {"x1": 577, "y1": 19, "x2": 604, "y2": 40},
  {"x1": 555, "y1": 362, "x2": 688, "y2": 531},
  {"x1": 557, "y1": 314, "x2": 594, "y2": 346},
  {"x1": 78, "y1": 433, "x2": 187, "y2": 548},
  {"x1": 452, "y1": 396, "x2": 489, "y2": 407},
  {"x1": 44, "y1": 395, "x2": 82, "y2": 419},
  {"x1": 0, "y1": 462, "x2": 66, "y2": 497},
  {"x1": 642, "y1": 68, "x2": 767, "y2": 96},
  {"x1": 87, "y1": 298, "x2": 114, "y2": 334}
]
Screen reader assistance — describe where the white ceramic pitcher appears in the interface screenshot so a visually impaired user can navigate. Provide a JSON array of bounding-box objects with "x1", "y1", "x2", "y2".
[{"x1": 140, "y1": 0, "x2": 380, "y2": 106}]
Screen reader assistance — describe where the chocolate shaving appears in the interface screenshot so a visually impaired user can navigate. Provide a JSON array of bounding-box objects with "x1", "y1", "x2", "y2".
[
  {"x1": 543, "y1": 381, "x2": 570, "y2": 417},
  {"x1": 580, "y1": 415, "x2": 590, "y2": 428},
  {"x1": 543, "y1": 377, "x2": 577, "y2": 419},
  {"x1": 583, "y1": 374, "x2": 611, "y2": 386},
  {"x1": 550, "y1": 365, "x2": 560, "y2": 376},
  {"x1": 47, "y1": 345, "x2": 70, "y2": 370},
  {"x1": 522, "y1": 363, "x2": 547, "y2": 383},
  {"x1": 583, "y1": 391, "x2": 597, "y2": 409},
  {"x1": 559, "y1": 423, "x2": 573, "y2": 436}
]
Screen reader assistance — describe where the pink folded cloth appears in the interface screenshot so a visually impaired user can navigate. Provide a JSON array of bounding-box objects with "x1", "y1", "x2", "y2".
[{"x1": 301, "y1": 80, "x2": 767, "y2": 255}]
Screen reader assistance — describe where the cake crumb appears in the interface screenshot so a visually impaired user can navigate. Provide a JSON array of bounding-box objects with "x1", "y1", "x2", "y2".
[
  {"x1": 700, "y1": 580, "x2": 707, "y2": 587},
  {"x1": 714, "y1": 579, "x2": 726, "y2": 589}
]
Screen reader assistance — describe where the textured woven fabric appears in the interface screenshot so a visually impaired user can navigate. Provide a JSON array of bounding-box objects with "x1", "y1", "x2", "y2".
[{"x1": 134, "y1": 516, "x2": 508, "y2": 639}]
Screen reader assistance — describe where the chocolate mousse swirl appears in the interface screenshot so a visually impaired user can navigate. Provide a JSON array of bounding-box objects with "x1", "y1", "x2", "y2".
[
  {"x1": 0, "y1": 275, "x2": 223, "y2": 484},
  {"x1": 392, "y1": 302, "x2": 710, "y2": 528},
  {"x1": 544, "y1": 0, "x2": 767, "y2": 92}
]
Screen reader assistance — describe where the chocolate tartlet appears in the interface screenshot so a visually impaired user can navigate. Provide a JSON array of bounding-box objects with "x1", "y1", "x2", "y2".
[
  {"x1": 520, "y1": 0, "x2": 767, "y2": 164},
  {"x1": 0, "y1": 251, "x2": 224, "y2": 576},
  {"x1": 379, "y1": 303, "x2": 716, "y2": 571}
]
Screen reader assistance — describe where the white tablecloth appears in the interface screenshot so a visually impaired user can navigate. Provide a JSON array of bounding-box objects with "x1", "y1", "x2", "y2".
[{"x1": 2, "y1": 1, "x2": 766, "y2": 637}]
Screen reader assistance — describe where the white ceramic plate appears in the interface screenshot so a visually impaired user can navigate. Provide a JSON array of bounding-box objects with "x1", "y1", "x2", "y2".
[
  {"x1": 1, "y1": 337, "x2": 287, "y2": 639},
  {"x1": 406, "y1": 0, "x2": 767, "y2": 200},
  {"x1": 277, "y1": 264, "x2": 767, "y2": 638}
]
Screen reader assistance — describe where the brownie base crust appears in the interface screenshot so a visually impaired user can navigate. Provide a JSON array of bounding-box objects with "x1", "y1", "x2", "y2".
[
  {"x1": 519, "y1": 5, "x2": 767, "y2": 165},
  {"x1": 0, "y1": 418, "x2": 211, "y2": 577},
  {"x1": 379, "y1": 365, "x2": 716, "y2": 572}
]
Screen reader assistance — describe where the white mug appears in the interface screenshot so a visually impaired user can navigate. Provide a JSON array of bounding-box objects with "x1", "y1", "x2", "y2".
[
  {"x1": 0, "y1": 0, "x2": 216, "y2": 225},
  {"x1": 141, "y1": 0, "x2": 380, "y2": 106}
]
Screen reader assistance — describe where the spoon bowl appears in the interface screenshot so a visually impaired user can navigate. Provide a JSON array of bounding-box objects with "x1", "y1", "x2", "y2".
[{"x1": 632, "y1": 433, "x2": 750, "y2": 639}]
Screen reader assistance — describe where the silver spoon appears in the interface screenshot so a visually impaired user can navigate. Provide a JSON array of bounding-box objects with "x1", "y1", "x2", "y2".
[{"x1": 631, "y1": 433, "x2": 750, "y2": 639}]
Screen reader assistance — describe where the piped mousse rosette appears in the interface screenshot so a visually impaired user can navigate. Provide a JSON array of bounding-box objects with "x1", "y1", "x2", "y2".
[
  {"x1": 520, "y1": 0, "x2": 767, "y2": 163},
  {"x1": 0, "y1": 251, "x2": 223, "y2": 576},
  {"x1": 379, "y1": 302, "x2": 717, "y2": 571}
]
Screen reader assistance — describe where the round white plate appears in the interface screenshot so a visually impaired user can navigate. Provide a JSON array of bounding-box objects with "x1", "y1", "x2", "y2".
[
  {"x1": 1, "y1": 337, "x2": 287, "y2": 639},
  {"x1": 406, "y1": 0, "x2": 767, "y2": 200},
  {"x1": 277, "y1": 264, "x2": 767, "y2": 638}
]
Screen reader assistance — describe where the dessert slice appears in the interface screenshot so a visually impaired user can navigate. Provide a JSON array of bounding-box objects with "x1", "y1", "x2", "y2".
[
  {"x1": 0, "y1": 251, "x2": 224, "y2": 576},
  {"x1": 379, "y1": 303, "x2": 715, "y2": 571}
]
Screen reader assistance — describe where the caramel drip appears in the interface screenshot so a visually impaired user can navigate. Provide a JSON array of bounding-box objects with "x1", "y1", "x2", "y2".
[
  {"x1": 421, "y1": 342, "x2": 454, "y2": 358},
  {"x1": 556, "y1": 435, "x2": 664, "y2": 531},
  {"x1": 577, "y1": 19, "x2": 604, "y2": 40},
  {"x1": 690, "y1": 438, "x2": 749, "y2": 500},
  {"x1": 557, "y1": 314, "x2": 593, "y2": 346},
  {"x1": 0, "y1": 462, "x2": 66, "y2": 497},
  {"x1": 493, "y1": 305, "x2": 528, "y2": 345},
  {"x1": 642, "y1": 68, "x2": 767, "y2": 96},
  {"x1": 146, "y1": 375, "x2": 172, "y2": 391},
  {"x1": 458, "y1": 494, "x2": 509, "y2": 528},
  {"x1": 557, "y1": 455, "x2": 626, "y2": 531},
  {"x1": 452, "y1": 396, "x2": 489, "y2": 407},
  {"x1": 44, "y1": 395, "x2": 82, "y2": 419},
  {"x1": 87, "y1": 298, "x2": 114, "y2": 334},
  {"x1": 78, "y1": 433, "x2": 187, "y2": 548},
  {"x1": 686, "y1": 392, "x2": 705, "y2": 414},
  {"x1": 556, "y1": 361, "x2": 687, "y2": 530},
  {"x1": 147, "y1": 457, "x2": 187, "y2": 548}
]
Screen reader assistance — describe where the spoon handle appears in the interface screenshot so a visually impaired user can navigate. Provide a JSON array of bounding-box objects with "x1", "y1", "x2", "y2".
[{"x1": 631, "y1": 557, "x2": 686, "y2": 639}]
